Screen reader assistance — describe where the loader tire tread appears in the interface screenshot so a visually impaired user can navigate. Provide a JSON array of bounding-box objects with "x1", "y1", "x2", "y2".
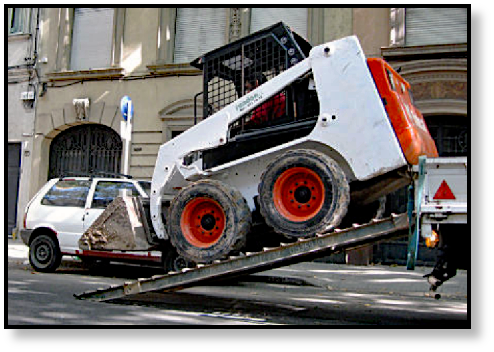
[
  {"x1": 258, "y1": 149, "x2": 349, "y2": 237},
  {"x1": 168, "y1": 179, "x2": 251, "y2": 263}
]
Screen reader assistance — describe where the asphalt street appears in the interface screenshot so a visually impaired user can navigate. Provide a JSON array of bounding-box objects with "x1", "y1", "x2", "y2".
[{"x1": 7, "y1": 237, "x2": 468, "y2": 326}]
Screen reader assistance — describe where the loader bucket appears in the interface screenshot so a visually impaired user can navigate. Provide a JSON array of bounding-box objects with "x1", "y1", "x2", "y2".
[{"x1": 79, "y1": 196, "x2": 155, "y2": 251}]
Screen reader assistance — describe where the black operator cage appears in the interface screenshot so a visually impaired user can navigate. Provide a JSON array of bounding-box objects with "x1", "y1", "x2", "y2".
[{"x1": 190, "y1": 22, "x2": 313, "y2": 121}]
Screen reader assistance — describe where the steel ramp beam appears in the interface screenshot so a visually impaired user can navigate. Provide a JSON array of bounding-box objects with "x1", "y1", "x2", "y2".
[{"x1": 75, "y1": 213, "x2": 409, "y2": 302}]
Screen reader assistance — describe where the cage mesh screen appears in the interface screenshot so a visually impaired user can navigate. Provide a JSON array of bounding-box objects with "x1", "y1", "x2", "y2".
[
  {"x1": 196, "y1": 22, "x2": 310, "y2": 117},
  {"x1": 192, "y1": 22, "x2": 318, "y2": 137},
  {"x1": 202, "y1": 34, "x2": 290, "y2": 118}
]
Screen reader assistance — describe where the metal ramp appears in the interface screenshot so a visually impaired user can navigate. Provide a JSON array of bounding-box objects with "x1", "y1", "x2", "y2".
[{"x1": 75, "y1": 213, "x2": 409, "y2": 302}]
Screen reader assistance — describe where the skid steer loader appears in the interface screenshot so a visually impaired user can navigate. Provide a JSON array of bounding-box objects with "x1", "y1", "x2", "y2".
[{"x1": 84, "y1": 22, "x2": 438, "y2": 266}]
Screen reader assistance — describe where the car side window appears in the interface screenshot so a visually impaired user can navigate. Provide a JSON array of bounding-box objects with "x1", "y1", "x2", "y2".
[
  {"x1": 41, "y1": 180, "x2": 91, "y2": 207},
  {"x1": 91, "y1": 181, "x2": 139, "y2": 208}
]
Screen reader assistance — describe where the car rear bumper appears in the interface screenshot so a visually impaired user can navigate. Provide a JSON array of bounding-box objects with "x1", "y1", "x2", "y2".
[{"x1": 20, "y1": 229, "x2": 33, "y2": 246}]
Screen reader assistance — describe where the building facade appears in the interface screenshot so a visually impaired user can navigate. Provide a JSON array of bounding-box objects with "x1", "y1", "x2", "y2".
[
  {"x1": 7, "y1": 8, "x2": 40, "y2": 236},
  {"x1": 8, "y1": 8, "x2": 468, "y2": 266}
]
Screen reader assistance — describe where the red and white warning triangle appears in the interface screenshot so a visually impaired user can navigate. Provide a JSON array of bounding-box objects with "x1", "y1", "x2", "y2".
[{"x1": 433, "y1": 180, "x2": 456, "y2": 200}]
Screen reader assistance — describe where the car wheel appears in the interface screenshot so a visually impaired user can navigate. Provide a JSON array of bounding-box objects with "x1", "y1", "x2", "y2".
[
  {"x1": 162, "y1": 247, "x2": 194, "y2": 273},
  {"x1": 29, "y1": 234, "x2": 62, "y2": 272}
]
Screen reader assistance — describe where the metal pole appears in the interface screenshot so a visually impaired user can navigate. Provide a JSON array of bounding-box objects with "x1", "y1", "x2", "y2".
[
  {"x1": 123, "y1": 101, "x2": 132, "y2": 175},
  {"x1": 407, "y1": 156, "x2": 426, "y2": 270}
]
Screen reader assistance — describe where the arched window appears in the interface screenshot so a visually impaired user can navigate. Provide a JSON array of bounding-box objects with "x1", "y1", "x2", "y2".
[
  {"x1": 425, "y1": 115, "x2": 468, "y2": 157},
  {"x1": 48, "y1": 124, "x2": 122, "y2": 179}
]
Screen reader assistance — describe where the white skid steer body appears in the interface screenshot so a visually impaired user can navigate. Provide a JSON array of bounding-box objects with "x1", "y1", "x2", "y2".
[{"x1": 150, "y1": 36, "x2": 407, "y2": 240}]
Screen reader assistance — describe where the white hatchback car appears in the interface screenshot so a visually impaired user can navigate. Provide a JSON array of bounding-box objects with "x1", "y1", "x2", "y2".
[{"x1": 20, "y1": 176, "x2": 158, "y2": 272}]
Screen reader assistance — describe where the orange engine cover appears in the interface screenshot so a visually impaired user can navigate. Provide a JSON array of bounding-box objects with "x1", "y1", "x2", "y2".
[{"x1": 367, "y1": 58, "x2": 438, "y2": 165}]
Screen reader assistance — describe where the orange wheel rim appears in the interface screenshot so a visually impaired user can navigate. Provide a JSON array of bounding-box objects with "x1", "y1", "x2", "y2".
[
  {"x1": 180, "y1": 197, "x2": 225, "y2": 248},
  {"x1": 273, "y1": 167, "x2": 325, "y2": 222}
]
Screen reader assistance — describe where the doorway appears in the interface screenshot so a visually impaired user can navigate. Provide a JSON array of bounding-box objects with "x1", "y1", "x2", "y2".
[{"x1": 8, "y1": 143, "x2": 21, "y2": 236}]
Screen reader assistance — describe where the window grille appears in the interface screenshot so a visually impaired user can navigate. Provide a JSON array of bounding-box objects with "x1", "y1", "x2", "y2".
[{"x1": 48, "y1": 124, "x2": 122, "y2": 179}]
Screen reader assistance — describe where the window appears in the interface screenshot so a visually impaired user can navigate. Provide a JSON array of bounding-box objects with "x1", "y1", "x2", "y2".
[
  {"x1": 41, "y1": 180, "x2": 91, "y2": 207},
  {"x1": 174, "y1": 8, "x2": 228, "y2": 63},
  {"x1": 425, "y1": 116, "x2": 468, "y2": 157},
  {"x1": 91, "y1": 181, "x2": 139, "y2": 208},
  {"x1": 405, "y1": 8, "x2": 467, "y2": 46},
  {"x1": 48, "y1": 124, "x2": 122, "y2": 180},
  {"x1": 250, "y1": 8, "x2": 308, "y2": 38},
  {"x1": 171, "y1": 130, "x2": 185, "y2": 139},
  {"x1": 70, "y1": 8, "x2": 114, "y2": 70},
  {"x1": 8, "y1": 8, "x2": 30, "y2": 34}
]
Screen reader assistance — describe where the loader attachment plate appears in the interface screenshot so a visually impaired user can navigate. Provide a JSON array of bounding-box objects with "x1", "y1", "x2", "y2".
[{"x1": 79, "y1": 196, "x2": 154, "y2": 251}]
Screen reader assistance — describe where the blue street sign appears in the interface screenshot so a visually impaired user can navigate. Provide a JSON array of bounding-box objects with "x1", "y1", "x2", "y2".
[{"x1": 120, "y1": 95, "x2": 133, "y2": 121}]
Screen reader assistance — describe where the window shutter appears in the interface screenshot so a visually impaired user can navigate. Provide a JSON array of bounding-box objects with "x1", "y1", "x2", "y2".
[
  {"x1": 174, "y1": 8, "x2": 228, "y2": 64},
  {"x1": 9, "y1": 8, "x2": 31, "y2": 34},
  {"x1": 250, "y1": 8, "x2": 308, "y2": 38},
  {"x1": 71, "y1": 8, "x2": 114, "y2": 71},
  {"x1": 405, "y1": 8, "x2": 467, "y2": 46}
]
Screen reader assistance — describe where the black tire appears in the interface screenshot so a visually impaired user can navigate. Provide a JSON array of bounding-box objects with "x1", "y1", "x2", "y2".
[
  {"x1": 341, "y1": 196, "x2": 386, "y2": 228},
  {"x1": 80, "y1": 257, "x2": 110, "y2": 272},
  {"x1": 168, "y1": 179, "x2": 251, "y2": 263},
  {"x1": 29, "y1": 234, "x2": 62, "y2": 272},
  {"x1": 258, "y1": 149, "x2": 349, "y2": 237},
  {"x1": 162, "y1": 247, "x2": 193, "y2": 273}
]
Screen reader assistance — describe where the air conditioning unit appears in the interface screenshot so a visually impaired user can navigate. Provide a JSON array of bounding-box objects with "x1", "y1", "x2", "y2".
[{"x1": 20, "y1": 91, "x2": 35, "y2": 100}]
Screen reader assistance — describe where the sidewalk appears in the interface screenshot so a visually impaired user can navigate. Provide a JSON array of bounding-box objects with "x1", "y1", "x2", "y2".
[
  {"x1": 8, "y1": 237, "x2": 467, "y2": 299},
  {"x1": 7, "y1": 237, "x2": 28, "y2": 261}
]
